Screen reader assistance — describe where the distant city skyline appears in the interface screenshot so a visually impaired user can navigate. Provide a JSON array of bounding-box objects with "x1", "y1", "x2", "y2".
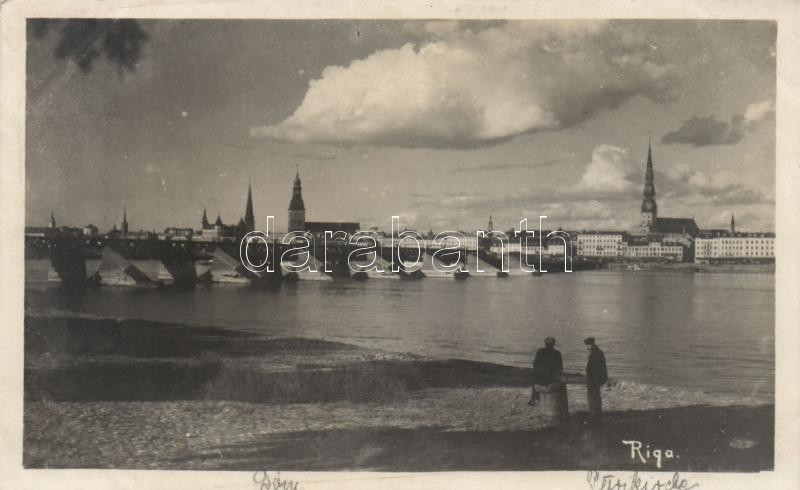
[{"x1": 26, "y1": 20, "x2": 776, "y2": 233}]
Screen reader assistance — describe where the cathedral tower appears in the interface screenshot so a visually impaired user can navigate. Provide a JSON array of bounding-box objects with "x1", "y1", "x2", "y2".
[{"x1": 288, "y1": 169, "x2": 306, "y2": 233}]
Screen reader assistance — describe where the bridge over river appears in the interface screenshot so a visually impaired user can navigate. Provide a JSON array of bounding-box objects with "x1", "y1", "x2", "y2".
[{"x1": 26, "y1": 234, "x2": 599, "y2": 289}]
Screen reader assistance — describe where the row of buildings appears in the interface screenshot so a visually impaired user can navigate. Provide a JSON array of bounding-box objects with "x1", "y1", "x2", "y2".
[
  {"x1": 570, "y1": 225, "x2": 774, "y2": 262},
  {"x1": 28, "y1": 138, "x2": 774, "y2": 264},
  {"x1": 385, "y1": 140, "x2": 773, "y2": 263},
  {"x1": 569, "y1": 139, "x2": 774, "y2": 263}
]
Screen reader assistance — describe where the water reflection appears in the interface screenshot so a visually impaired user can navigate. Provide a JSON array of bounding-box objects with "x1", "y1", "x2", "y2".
[{"x1": 25, "y1": 260, "x2": 774, "y2": 398}]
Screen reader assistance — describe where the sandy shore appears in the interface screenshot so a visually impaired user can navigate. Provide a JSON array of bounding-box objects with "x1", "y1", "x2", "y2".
[{"x1": 23, "y1": 311, "x2": 773, "y2": 471}]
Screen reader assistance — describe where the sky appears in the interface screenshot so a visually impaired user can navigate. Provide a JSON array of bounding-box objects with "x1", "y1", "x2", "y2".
[{"x1": 25, "y1": 19, "x2": 776, "y2": 233}]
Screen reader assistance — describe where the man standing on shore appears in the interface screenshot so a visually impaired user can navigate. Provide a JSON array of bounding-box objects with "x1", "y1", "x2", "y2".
[
  {"x1": 584, "y1": 337, "x2": 608, "y2": 422},
  {"x1": 529, "y1": 337, "x2": 563, "y2": 406}
]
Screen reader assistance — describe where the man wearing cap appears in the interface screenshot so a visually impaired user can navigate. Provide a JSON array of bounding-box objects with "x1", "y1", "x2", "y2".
[
  {"x1": 584, "y1": 337, "x2": 608, "y2": 422},
  {"x1": 529, "y1": 337, "x2": 563, "y2": 406}
]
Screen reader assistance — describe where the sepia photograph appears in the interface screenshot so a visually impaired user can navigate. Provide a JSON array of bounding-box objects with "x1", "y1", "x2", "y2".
[{"x1": 5, "y1": 7, "x2": 794, "y2": 486}]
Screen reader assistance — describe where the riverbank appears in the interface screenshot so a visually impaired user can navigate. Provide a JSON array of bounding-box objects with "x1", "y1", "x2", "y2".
[
  {"x1": 604, "y1": 261, "x2": 775, "y2": 273},
  {"x1": 23, "y1": 311, "x2": 773, "y2": 471}
]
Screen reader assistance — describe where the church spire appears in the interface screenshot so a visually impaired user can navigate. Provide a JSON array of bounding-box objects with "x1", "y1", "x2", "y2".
[
  {"x1": 49, "y1": 210, "x2": 56, "y2": 228},
  {"x1": 645, "y1": 131, "x2": 655, "y2": 186},
  {"x1": 244, "y1": 180, "x2": 255, "y2": 232},
  {"x1": 640, "y1": 133, "x2": 658, "y2": 234},
  {"x1": 202, "y1": 207, "x2": 209, "y2": 228},
  {"x1": 121, "y1": 207, "x2": 129, "y2": 236},
  {"x1": 730, "y1": 213, "x2": 736, "y2": 235}
]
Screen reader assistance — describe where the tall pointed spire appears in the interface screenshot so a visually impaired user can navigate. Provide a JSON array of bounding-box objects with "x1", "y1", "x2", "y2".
[
  {"x1": 244, "y1": 180, "x2": 255, "y2": 232},
  {"x1": 49, "y1": 210, "x2": 56, "y2": 228},
  {"x1": 202, "y1": 207, "x2": 209, "y2": 228},
  {"x1": 121, "y1": 207, "x2": 129, "y2": 236},
  {"x1": 640, "y1": 132, "x2": 658, "y2": 234},
  {"x1": 730, "y1": 213, "x2": 736, "y2": 235}
]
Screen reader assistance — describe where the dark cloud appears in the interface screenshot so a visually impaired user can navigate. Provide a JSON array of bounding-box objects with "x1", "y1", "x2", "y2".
[
  {"x1": 662, "y1": 116, "x2": 741, "y2": 146},
  {"x1": 661, "y1": 100, "x2": 774, "y2": 147},
  {"x1": 448, "y1": 156, "x2": 573, "y2": 173}
]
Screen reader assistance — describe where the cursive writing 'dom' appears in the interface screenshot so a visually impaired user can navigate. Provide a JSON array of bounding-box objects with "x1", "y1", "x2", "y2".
[{"x1": 253, "y1": 471, "x2": 300, "y2": 490}]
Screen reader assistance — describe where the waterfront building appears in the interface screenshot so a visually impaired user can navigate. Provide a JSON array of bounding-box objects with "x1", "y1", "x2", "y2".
[
  {"x1": 694, "y1": 213, "x2": 774, "y2": 262},
  {"x1": 200, "y1": 214, "x2": 227, "y2": 241},
  {"x1": 694, "y1": 233, "x2": 775, "y2": 262},
  {"x1": 305, "y1": 221, "x2": 360, "y2": 238},
  {"x1": 200, "y1": 182, "x2": 257, "y2": 241},
  {"x1": 491, "y1": 242, "x2": 566, "y2": 256},
  {"x1": 132, "y1": 230, "x2": 157, "y2": 240},
  {"x1": 638, "y1": 138, "x2": 699, "y2": 239},
  {"x1": 162, "y1": 227, "x2": 194, "y2": 240},
  {"x1": 623, "y1": 235, "x2": 683, "y2": 261},
  {"x1": 434, "y1": 234, "x2": 479, "y2": 251},
  {"x1": 201, "y1": 225, "x2": 219, "y2": 242},
  {"x1": 694, "y1": 223, "x2": 775, "y2": 263},
  {"x1": 288, "y1": 170, "x2": 306, "y2": 233},
  {"x1": 26, "y1": 211, "x2": 57, "y2": 239},
  {"x1": 576, "y1": 231, "x2": 626, "y2": 257},
  {"x1": 390, "y1": 234, "x2": 480, "y2": 251},
  {"x1": 24, "y1": 227, "x2": 50, "y2": 238}
]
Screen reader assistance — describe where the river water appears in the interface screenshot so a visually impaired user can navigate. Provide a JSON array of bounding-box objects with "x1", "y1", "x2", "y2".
[{"x1": 25, "y1": 260, "x2": 774, "y2": 399}]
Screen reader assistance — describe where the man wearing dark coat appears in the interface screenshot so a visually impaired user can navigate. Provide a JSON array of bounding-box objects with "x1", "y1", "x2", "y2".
[
  {"x1": 529, "y1": 337, "x2": 563, "y2": 406},
  {"x1": 584, "y1": 337, "x2": 608, "y2": 422}
]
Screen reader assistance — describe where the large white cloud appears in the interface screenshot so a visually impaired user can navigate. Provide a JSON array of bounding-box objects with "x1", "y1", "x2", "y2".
[
  {"x1": 574, "y1": 145, "x2": 640, "y2": 195},
  {"x1": 252, "y1": 21, "x2": 675, "y2": 148}
]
